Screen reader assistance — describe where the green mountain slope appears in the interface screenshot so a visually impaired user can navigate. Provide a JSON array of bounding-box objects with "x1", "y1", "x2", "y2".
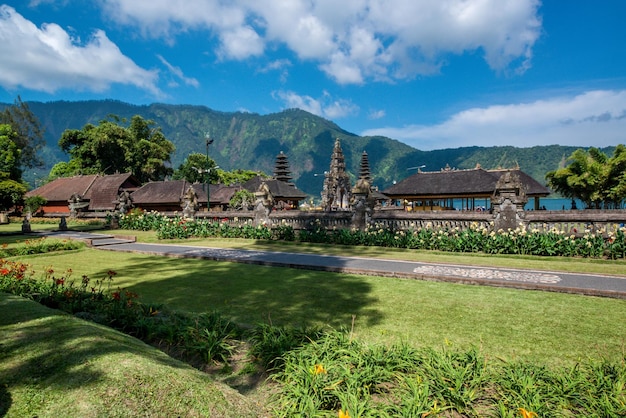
[{"x1": 5, "y1": 100, "x2": 612, "y2": 196}]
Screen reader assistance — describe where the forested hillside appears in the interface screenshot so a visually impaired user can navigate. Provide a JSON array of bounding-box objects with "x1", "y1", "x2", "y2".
[{"x1": 6, "y1": 100, "x2": 611, "y2": 196}]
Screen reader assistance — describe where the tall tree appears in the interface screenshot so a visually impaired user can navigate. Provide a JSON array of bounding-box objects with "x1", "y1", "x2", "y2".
[
  {"x1": 57, "y1": 115, "x2": 175, "y2": 183},
  {"x1": 0, "y1": 124, "x2": 22, "y2": 180},
  {"x1": 0, "y1": 96, "x2": 44, "y2": 169},
  {"x1": 0, "y1": 124, "x2": 26, "y2": 211},
  {"x1": 173, "y1": 152, "x2": 219, "y2": 184}
]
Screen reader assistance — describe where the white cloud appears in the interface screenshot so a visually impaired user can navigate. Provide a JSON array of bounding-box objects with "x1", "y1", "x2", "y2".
[
  {"x1": 273, "y1": 90, "x2": 359, "y2": 119},
  {"x1": 101, "y1": 0, "x2": 542, "y2": 84},
  {"x1": 156, "y1": 55, "x2": 199, "y2": 88},
  {"x1": 368, "y1": 109, "x2": 386, "y2": 120},
  {"x1": 362, "y1": 90, "x2": 626, "y2": 149},
  {"x1": 0, "y1": 5, "x2": 161, "y2": 95}
]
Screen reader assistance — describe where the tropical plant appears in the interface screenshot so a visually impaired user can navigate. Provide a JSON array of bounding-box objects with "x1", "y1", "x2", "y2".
[
  {"x1": 229, "y1": 189, "x2": 255, "y2": 210},
  {"x1": 546, "y1": 146, "x2": 626, "y2": 208}
]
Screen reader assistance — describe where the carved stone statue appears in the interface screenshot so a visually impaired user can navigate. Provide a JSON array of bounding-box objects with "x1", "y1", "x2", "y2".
[
  {"x1": 115, "y1": 190, "x2": 133, "y2": 214},
  {"x1": 68, "y1": 193, "x2": 88, "y2": 218},
  {"x1": 254, "y1": 182, "x2": 275, "y2": 226},
  {"x1": 181, "y1": 186, "x2": 199, "y2": 219}
]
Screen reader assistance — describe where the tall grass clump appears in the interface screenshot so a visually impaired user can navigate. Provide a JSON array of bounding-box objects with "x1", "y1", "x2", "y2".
[{"x1": 270, "y1": 331, "x2": 626, "y2": 417}]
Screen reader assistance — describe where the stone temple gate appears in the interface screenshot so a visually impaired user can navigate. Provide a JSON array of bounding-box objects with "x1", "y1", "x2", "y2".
[{"x1": 321, "y1": 138, "x2": 352, "y2": 211}]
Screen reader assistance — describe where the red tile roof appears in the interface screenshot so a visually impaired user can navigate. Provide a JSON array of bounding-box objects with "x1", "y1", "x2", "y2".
[
  {"x1": 26, "y1": 173, "x2": 140, "y2": 211},
  {"x1": 25, "y1": 175, "x2": 98, "y2": 202}
]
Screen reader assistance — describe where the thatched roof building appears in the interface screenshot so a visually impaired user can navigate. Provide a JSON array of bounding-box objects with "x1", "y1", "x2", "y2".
[
  {"x1": 383, "y1": 166, "x2": 550, "y2": 211},
  {"x1": 243, "y1": 176, "x2": 307, "y2": 209},
  {"x1": 25, "y1": 173, "x2": 140, "y2": 214}
]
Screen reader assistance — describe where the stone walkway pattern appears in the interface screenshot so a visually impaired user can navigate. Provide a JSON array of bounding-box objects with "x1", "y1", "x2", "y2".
[{"x1": 42, "y1": 231, "x2": 626, "y2": 299}]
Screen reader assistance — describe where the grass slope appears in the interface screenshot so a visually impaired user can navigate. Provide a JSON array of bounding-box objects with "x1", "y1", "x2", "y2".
[{"x1": 0, "y1": 293, "x2": 265, "y2": 418}]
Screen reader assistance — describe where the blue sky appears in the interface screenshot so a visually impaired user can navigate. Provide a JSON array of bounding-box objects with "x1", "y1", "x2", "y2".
[{"x1": 0, "y1": 0, "x2": 625, "y2": 150}]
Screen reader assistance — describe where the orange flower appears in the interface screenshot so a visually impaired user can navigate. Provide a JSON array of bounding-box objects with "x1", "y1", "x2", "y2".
[
  {"x1": 518, "y1": 408, "x2": 538, "y2": 418},
  {"x1": 312, "y1": 364, "x2": 327, "y2": 375},
  {"x1": 338, "y1": 409, "x2": 350, "y2": 418}
]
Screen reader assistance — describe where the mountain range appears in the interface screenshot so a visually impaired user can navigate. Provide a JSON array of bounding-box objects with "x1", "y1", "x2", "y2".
[{"x1": 8, "y1": 100, "x2": 610, "y2": 197}]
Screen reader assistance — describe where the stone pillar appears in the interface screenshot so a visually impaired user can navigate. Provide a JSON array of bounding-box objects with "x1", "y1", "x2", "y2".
[
  {"x1": 492, "y1": 171, "x2": 528, "y2": 231},
  {"x1": 350, "y1": 178, "x2": 376, "y2": 230},
  {"x1": 21, "y1": 218, "x2": 31, "y2": 233}
]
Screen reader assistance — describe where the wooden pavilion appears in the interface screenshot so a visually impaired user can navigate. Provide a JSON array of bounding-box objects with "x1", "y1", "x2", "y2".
[{"x1": 382, "y1": 165, "x2": 550, "y2": 211}]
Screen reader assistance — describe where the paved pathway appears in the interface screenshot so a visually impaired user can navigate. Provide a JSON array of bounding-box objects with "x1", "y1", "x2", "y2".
[{"x1": 41, "y1": 231, "x2": 626, "y2": 299}]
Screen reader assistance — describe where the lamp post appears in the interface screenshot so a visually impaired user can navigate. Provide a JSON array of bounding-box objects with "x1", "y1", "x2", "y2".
[{"x1": 205, "y1": 135, "x2": 214, "y2": 212}]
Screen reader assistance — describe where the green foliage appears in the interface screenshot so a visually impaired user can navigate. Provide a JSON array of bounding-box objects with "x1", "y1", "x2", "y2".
[
  {"x1": 47, "y1": 158, "x2": 84, "y2": 180},
  {"x1": 58, "y1": 115, "x2": 175, "y2": 182},
  {"x1": 547, "y1": 145, "x2": 626, "y2": 208},
  {"x1": 218, "y1": 169, "x2": 265, "y2": 185},
  {"x1": 0, "y1": 124, "x2": 22, "y2": 180},
  {"x1": 172, "y1": 152, "x2": 219, "y2": 183},
  {"x1": 247, "y1": 323, "x2": 326, "y2": 370},
  {"x1": 229, "y1": 189, "x2": 255, "y2": 210},
  {"x1": 23, "y1": 195, "x2": 47, "y2": 214},
  {"x1": 0, "y1": 179, "x2": 27, "y2": 211},
  {"x1": 0, "y1": 237, "x2": 83, "y2": 258},
  {"x1": 270, "y1": 331, "x2": 626, "y2": 417}
]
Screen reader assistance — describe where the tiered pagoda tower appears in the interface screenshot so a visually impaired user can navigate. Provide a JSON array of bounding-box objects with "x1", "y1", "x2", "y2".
[
  {"x1": 358, "y1": 151, "x2": 371, "y2": 182},
  {"x1": 274, "y1": 151, "x2": 293, "y2": 183}
]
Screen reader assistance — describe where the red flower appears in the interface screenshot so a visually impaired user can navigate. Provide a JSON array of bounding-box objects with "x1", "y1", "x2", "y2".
[
  {"x1": 55, "y1": 278, "x2": 65, "y2": 286},
  {"x1": 107, "y1": 270, "x2": 117, "y2": 277},
  {"x1": 0, "y1": 268, "x2": 9, "y2": 276},
  {"x1": 112, "y1": 291, "x2": 121, "y2": 300}
]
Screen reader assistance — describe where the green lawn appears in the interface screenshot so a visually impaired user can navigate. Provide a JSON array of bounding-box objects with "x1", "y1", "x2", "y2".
[
  {"x1": 12, "y1": 247, "x2": 626, "y2": 368},
  {"x1": 0, "y1": 293, "x2": 264, "y2": 418}
]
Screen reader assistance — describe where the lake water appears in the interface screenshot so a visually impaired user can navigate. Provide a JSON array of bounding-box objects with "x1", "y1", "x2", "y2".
[
  {"x1": 443, "y1": 198, "x2": 585, "y2": 211},
  {"x1": 525, "y1": 198, "x2": 585, "y2": 211}
]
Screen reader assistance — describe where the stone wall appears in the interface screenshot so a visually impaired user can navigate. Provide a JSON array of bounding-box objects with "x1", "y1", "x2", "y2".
[
  {"x1": 202, "y1": 208, "x2": 626, "y2": 235},
  {"x1": 44, "y1": 208, "x2": 626, "y2": 235}
]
